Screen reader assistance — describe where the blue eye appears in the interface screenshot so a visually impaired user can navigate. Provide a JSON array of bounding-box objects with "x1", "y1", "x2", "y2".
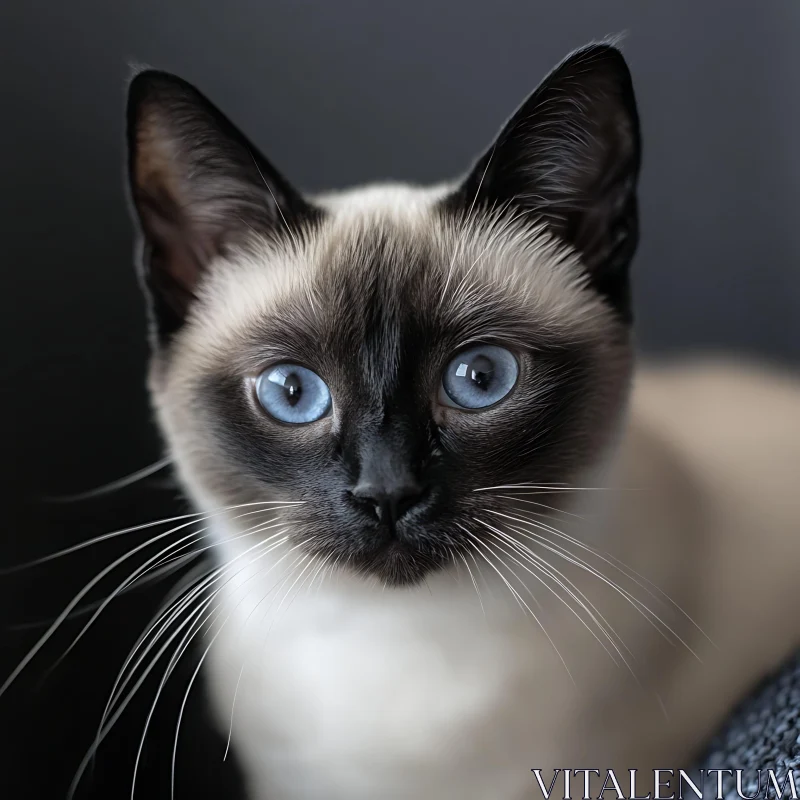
[
  {"x1": 255, "y1": 364, "x2": 332, "y2": 424},
  {"x1": 440, "y1": 345, "x2": 519, "y2": 410}
]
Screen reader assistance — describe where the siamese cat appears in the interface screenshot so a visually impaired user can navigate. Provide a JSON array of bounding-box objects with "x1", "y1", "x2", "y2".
[{"x1": 123, "y1": 43, "x2": 800, "y2": 800}]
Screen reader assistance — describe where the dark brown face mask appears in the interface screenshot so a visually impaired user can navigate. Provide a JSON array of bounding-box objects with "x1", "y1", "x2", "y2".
[{"x1": 127, "y1": 43, "x2": 640, "y2": 585}]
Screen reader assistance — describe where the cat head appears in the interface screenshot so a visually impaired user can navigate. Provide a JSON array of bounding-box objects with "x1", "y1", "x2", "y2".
[{"x1": 126, "y1": 44, "x2": 640, "y2": 585}]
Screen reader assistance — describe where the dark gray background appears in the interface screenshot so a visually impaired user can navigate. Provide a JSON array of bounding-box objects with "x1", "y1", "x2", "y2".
[
  {"x1": 0, "y1": 1, "x2": 798, "y2": 798},
  {"x1": 3, "y1": 0, "x2": 800, "y2": 494}
]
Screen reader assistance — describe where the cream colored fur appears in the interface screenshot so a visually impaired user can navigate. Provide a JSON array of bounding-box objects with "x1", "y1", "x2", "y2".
[{"x1": 151, "y1": 185, "x2": 800, "y2": 800}]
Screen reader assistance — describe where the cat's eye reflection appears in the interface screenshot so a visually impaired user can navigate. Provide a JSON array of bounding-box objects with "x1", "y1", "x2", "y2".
[
  {"x1": 255, "y1": 364, "x2": 332, "y2": 424},
  {"x1": 440, "y1": 345, "x2": 519, "y2": 409}
]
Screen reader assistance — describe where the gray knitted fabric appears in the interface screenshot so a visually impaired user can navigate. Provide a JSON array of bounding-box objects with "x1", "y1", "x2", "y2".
[{"x1": 696, "y1": 652, "x2": 800, "y2": 799}]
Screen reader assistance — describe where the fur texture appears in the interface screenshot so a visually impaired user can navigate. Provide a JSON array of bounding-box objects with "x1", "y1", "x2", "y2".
[{"x1": 123, "y1": 44, "x2": 800, "y2": 800}]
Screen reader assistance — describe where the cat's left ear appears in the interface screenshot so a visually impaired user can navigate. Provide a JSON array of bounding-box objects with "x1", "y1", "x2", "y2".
[
  {"x1": 447, "y1": 43, "x2": 641, "y2": 320},
  {"x1": 126, "y1": 70, "x2": 319, "y2": 339}
]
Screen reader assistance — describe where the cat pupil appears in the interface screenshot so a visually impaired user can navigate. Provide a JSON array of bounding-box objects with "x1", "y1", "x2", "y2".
[
  {"x1": 469, "y1": 356, "x2": 494, "y2": 391},
  {"x1": 284, "y1": 373, "x2": 303, "y2": 406}
]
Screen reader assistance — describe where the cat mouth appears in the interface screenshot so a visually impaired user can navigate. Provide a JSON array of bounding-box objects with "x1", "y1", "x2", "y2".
[
  {"x1": 356, "y1": 540, "x2": 448, "y2": 586},
  {"x1": 290, "y1": 491, "x2": 460, "y2": 585},
  {"x1": 327, "y1": 519, "x2": 457, "y2": 586}
]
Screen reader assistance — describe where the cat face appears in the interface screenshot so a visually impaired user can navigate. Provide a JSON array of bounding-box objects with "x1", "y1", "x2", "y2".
[{"x1": 126, "y1": 44, "x2": 640, "y2": 585}]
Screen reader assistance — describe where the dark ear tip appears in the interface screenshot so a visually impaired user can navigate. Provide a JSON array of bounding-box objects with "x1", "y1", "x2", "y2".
[
  {"x1": 126, "y1": 67, "x2": 200, "y2": 114},
  {"x1": 561, "y1": 41, "x2": 633, "y2": 80}
]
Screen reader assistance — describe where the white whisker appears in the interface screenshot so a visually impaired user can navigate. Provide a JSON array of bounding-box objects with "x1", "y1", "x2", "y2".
[
  {"x1": 488, "y1": 509, "x2": 702, "y2": 659},
  {"x1": 479, "y1": 523, "x2": 627, "y2": 669},
  {"x1": 1, "y1": 499, "x2": 302, "y2": 574},
  {"x1": 249, "y1": 148, "x2": 302, "y2": 255},
  {"x1": 42, "y1": 456, "x2": 173, "y2": 502},
  {"x1": 69, "y1": 532, "x2": 289, "y2": 800},
  {"x1": 496, "y1": 494, "x2": 588, "y2": 521},
  {"x1": 506, "y1": 504, "x2": 715, "y2": 648},
  {"x1": 459, "y1": 526, "x2": 575, "y2": 684},
  {"x1": 473, "y1": 484, "x2": 638, "y2": 493},
  {"x1": 101, "y1": 522, "x2": 292, "y2": 730},
  {"x1": 222, "y1": 546, "x2": 313, "y2": 760},
  {"x1": 45, "y1": 508, "x2": 294, "y2": 677},
  {"x1": 439, "y1": 146, "x2": 495, "y2": 306},
  {"x1": 459, "y1": 552, "x2": 486, "y2": 617},
  {"x1": 459, "y1": 524, "x2": 574, "y2": 684}
]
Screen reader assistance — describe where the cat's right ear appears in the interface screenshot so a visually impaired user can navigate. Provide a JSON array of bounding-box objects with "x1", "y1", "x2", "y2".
[{"x1": 126, "y1": 70, "x2": 319, "y2": 340}]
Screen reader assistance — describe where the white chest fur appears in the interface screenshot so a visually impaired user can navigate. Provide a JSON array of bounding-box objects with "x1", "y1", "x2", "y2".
[
  {"x1": 201, "y1": 530, "x2": 619, "y2": 800},
  {"x1": 174, "y1": 365, "x2": 800, "y2": 800}
]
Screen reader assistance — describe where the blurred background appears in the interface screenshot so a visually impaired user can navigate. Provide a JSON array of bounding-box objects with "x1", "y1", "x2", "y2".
[{"x1": 1, "y1": 1, "x2": 798, "y2": 797}]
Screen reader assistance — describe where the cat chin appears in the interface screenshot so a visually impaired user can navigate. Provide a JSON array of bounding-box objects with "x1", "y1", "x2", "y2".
[
  {"x1": 283, "y1": 521, "x2": 466, "y2": 587},
  {"x1": 326, "y1": 540, "x2": 455, "y2": 588}
]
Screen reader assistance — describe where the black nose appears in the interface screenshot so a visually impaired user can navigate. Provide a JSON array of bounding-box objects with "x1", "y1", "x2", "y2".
[{"x1": 350, "y1": 481, "x2": 426, "y2": 524}]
